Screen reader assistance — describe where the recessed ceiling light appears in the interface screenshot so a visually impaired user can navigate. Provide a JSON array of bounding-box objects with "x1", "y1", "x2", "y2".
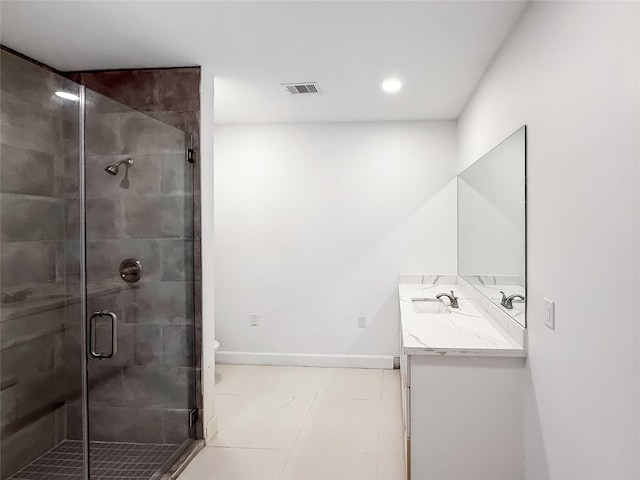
[
  {"x1": 55, "y1": 91, "x2": 80, "y2": 101},
  {"x1": 381, "y1": 78, "x2": 402, "y2": 93}
]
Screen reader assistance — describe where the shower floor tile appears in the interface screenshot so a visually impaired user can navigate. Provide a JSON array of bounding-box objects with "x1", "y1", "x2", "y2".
[{"x1": 9, "y1": 440, "x2": 179, "y2": 480}]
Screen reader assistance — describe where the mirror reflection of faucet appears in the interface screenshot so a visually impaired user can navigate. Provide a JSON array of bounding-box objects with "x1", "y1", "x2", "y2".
[
  {"x1": 500, "y1": 291, "x2": 525, "y2": 309},
  {"x1": 436, "y1": 290, "x2": 459, "y2": 308}
]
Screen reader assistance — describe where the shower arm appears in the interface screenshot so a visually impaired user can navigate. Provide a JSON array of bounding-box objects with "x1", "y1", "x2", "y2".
[{"x1": 114, "y1": 158, "x2": 133, "y2": 168}]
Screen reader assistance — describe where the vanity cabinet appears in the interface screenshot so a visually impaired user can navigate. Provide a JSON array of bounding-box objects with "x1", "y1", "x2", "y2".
[
  {"x1": 398, "y1": 277, "x2": 527, "y2": 480},
  {"x1": 400, "y1": 353, "x2": 525, "y2": 480}
]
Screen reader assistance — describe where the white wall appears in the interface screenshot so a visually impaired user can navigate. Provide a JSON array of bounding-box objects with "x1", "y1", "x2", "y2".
[
  {"x1": 457, "y1": 2, "x2": 640, "y2": 478},
  {"x1": 200, "y1": 68, "x2": 217, "y2": 441},
  {"x1": 214, "y1": 121, "x2": 457, "y2": 363}
]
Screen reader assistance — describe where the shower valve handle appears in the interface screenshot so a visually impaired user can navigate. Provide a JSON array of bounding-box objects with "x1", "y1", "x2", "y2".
[{"x1": 119, "y1": 258, "x2": 142, "y2": 283}]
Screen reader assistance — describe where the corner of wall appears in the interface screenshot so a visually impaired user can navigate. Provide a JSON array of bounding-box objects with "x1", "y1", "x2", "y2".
[{"x1": 199, "y1": 67, "x2": 217, "y2": 431}]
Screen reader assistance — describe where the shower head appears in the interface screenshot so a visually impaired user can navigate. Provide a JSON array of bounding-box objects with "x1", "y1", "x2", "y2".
[{"x1": 104, "y1": 158, "x2": 133, "y2": 176}]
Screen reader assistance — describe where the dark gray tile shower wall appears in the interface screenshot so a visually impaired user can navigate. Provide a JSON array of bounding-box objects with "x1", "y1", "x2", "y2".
[
  {"x1": 1, "y1": 49, "x2": 199, "y2": 479},
  {"x1": 0, "y1": 50, "x2": 78, "y2": 479},
  {"x1": 59, "y1": 90, "x2": 196, "y2": 446},
  {"x1": 68, "y1": 66, "x2": 203, "y2": 440}
]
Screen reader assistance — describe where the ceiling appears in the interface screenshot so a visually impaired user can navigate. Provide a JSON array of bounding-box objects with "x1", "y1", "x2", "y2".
[{"x1": 0, "y1": 1, "x2": 528, "y2": 124}]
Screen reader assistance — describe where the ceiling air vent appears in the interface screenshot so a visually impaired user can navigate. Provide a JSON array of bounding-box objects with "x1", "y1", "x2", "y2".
[{"x1": 282, "y1": 82, "x2": 321, "y2": 95}]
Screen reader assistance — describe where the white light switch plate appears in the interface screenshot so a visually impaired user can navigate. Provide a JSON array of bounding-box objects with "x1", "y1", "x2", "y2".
[
  {"x1": 544, "y1": 299, "x2": 555, "y2": 330},
  {"x1": 250, "y1": 313, "x2": 260, "y2": 326}
]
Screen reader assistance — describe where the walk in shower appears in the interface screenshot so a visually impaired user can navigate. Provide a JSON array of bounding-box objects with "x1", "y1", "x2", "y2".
[{"x1": 1, "y1": 50, "x2": 197, "y2": 479}]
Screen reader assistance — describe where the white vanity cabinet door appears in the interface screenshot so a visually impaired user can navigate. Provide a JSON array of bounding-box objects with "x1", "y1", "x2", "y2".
[
  {"x1": 407, "y1": 355, "x2": 525, "y2": 480},
  {"x1": 403, "y1": 384, "x2": 411, "y2": 480},
  {"x1": 401, "y1": 351, "x2": 410, "y2": 388},
  {"x1": 399, "y1": 350, "x2": 411, "y2": 480},
  {"x1": 399, "y1": 346, "x2": 410, "y2": 433}
]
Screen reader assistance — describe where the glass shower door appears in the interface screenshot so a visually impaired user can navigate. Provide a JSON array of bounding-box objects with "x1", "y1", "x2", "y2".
[
  {"x1": 83, "y1": 89, "x2": 196, "y2": 478},
  {"x1": 0, "y1": 49, "x2": 83, "y2": 480}
]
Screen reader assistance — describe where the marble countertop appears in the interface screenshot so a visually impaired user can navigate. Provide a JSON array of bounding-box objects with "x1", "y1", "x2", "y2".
[{"x1": 399, "y1": 280, "x2": 526, "y2": 357}]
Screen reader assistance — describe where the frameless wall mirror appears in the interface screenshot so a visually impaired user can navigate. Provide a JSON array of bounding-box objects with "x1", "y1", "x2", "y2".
[{"x1": 457, "y1": 126, "x2": 527, "y2": 327}]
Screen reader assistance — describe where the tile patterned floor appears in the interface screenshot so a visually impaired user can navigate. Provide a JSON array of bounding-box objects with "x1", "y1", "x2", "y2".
[
  {"x1": 178, "y1": 366, "x2": 406, "y2": 480},
  {"x1": 9, "y1": 440, "x2": 179, "y2": 480}
]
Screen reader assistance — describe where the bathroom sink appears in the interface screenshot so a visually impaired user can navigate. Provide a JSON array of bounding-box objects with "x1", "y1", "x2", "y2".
[{"x1": 411, "y1": 298, "x2": 450, "y2": 314}]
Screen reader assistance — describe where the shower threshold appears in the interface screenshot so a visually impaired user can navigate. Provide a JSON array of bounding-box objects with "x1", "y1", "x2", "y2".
[{"x1": 9, "y1": 440, "x2": 183, "y2": 480}]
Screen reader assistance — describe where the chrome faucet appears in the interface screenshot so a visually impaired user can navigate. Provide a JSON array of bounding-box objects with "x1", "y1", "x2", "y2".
[
  {"x1": 436, "y1": 290, "x2": 459, "y2": 308},
  {"x1": 500, "y1": 291, "x2": 525, "y2": 309}
]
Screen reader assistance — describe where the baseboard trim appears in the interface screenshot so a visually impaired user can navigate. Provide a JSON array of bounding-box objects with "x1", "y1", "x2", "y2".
[
  {"x1": 204, "y1": 415, "x2": 218, "y2": 445},
  {"x1": 216, "y1": 351, "x2": 394, "y2": 369}
]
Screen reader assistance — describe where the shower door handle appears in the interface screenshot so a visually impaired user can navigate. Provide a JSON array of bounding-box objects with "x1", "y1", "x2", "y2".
[{"x1": 88, "y1": 310, "x2": 118, "y2": 359}]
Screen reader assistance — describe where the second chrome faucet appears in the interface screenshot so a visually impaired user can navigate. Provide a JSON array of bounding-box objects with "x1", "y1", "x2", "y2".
[{"x1": 500, "y1": 291, "x2": 525, "y2": 309}]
